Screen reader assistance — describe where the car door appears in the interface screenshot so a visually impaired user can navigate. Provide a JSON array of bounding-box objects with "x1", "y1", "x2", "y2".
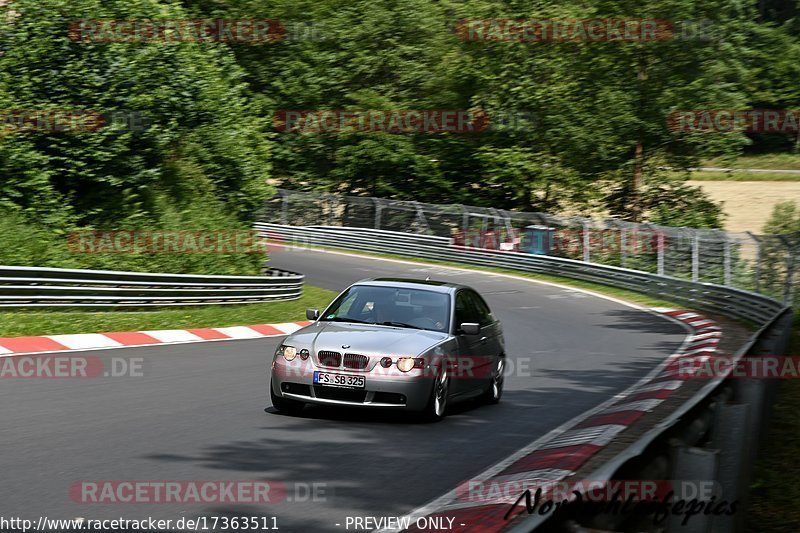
[
  {"x1": 464, "y1": 290, "x2": 501, "y2": 392},
  {"x1": 451, "y1": 289, "x2": 481, "y2": 397}
]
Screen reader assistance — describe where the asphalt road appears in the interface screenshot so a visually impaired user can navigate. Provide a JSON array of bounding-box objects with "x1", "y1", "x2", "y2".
[{"x1": 0, "y1": 247, "x2": 686, "y2": 532}]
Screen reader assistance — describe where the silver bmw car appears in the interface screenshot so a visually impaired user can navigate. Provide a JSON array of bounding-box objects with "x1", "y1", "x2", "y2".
[{"x1": 269, "y1": 278, "x2": 505, "y2": 421}]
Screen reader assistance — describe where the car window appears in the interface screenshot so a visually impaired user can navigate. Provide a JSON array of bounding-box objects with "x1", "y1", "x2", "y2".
[
  {"x1": 467, "y1": 291, "x2": 494, "y2": 326},
  {"x1": 322, "y1": 285, "x2": 450, "y2": 332},
  {"x1": 337, "y1": 291, "x2": 359, "y2": 315},
  {"x1": 455, "y1": 290, "x2": 479, "y2": 326}
]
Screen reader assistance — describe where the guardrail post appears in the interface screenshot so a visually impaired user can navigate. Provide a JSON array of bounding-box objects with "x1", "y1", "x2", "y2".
[
  {"x1": 668, "y1": 446, "x2": 719, "y2": 533},
  {"x1": 735, "y1": 378, "x2": 768, "y2": 466},
  {"x1": 692, "y1": 233, "x2": 700, "y2": 282},
  {"x1": 709, "y1": 403, "x2": 751, "y2": 533}
]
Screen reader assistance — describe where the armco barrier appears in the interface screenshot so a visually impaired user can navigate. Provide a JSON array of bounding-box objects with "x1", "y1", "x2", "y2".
[
  {"x1": 0, "y1": 265, "x2": 303, "y2": 307},
  {"x1": 255, "y1": 223, "x2": 785, "y2": 324},
  {"x1": 256, "y1": 222, "x2": 794, "y2": 533}
]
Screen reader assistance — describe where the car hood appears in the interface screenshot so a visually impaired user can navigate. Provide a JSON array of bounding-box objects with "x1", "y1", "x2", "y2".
[{"x1": 288, "y1": 321, "x2": 449, "y2": 358}]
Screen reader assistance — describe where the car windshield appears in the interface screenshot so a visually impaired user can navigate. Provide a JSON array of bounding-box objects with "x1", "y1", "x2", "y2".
[{"x1": 320, "y1": 285, "x2": 450, "y2": 332}]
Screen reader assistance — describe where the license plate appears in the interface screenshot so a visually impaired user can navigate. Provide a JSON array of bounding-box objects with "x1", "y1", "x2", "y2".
[{"x1": 314, "y1": 371, "x2": 366, "y2": 389}]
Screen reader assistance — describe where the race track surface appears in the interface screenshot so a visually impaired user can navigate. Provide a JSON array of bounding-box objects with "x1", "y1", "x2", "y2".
[{"x1": 0, "y1": 248, "x2": 687, "y2": 531}]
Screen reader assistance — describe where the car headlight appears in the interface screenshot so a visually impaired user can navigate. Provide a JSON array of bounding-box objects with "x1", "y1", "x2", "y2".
[
  {"x1": 282, "y1": 346, "x2": 297, "y2": 361},
  {"x1": 397, "y1": 357, "x2": 425, "y2": 372}
]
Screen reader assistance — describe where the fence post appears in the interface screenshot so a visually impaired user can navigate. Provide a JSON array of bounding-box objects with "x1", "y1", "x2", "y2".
[
  {"x1": 582, "y1": 220, "x2": 590, "y2": 262},
  {"x1": 281, "y1": 191, "x2": 289, "y2": 225},
  {"x1": 372, "y1": 198, "x2": 383, "y2": 230},
  {"x1": 326, "y1": 193, "x2": 336, "y2": 226},
  {"x1": 500, "y1": 209, "x2": 514, "y2": 247},
  {"x1": 692, "y1": 232, "x2": 700, "y2": 282},
  {"x1": 414, "y1": 201, "x2": 431, "y2": 234},
  {"x1": 460, "y1": 205, "x2": 469, "y2": 241},
  {"x1": 657, "y1": 229, "x2": 665, "y2": 276},
  {"x1": 620, "y1": 226, "x2": 628, "y2": 268},
  {"x1": 777, "y1": 235, "x2": 796, "y2": 304},
  {"x1": 792, "y1": 244, "x2": 799, "y2": 303},
  {"x1": 746, "y1": 232, "x2": 762, "y2": 293},
  {"x1": 724, "y1": 234, "x2": 731, "y2": 286}
]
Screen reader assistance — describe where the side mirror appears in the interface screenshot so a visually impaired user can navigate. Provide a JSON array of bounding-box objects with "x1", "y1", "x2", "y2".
[
  {"x1": 459, "y1": 322, "x2": 480, "y2": 335},
  {"x1": 306, "y1": 308, "x2": 320, "y2": 321}
]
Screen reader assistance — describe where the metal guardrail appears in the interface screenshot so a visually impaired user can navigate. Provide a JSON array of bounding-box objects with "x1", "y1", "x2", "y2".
[
  {"x1": 266, "y1": 188, "x2": 800, "y2": 306},
  {"x1": 255, "y1": 223, "x2": 786, "y2": 325},
  {"x1": 256, "y1": 222, "x2": 793, "y2": 533},
  {"x1": 0, "y1": 265, "x2": 304, "y2": 308}
]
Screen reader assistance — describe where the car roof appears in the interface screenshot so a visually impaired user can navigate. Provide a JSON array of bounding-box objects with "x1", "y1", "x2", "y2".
[{"x1": 353, "y1": 278, "x2": 468, "y2": 294}]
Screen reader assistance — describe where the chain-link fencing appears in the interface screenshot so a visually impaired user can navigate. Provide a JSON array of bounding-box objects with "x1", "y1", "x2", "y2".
[{"x1": 261, "y1": 189, "x2": 799, "y2": 305}]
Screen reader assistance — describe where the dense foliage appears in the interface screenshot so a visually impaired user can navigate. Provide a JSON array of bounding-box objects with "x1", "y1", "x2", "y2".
[
  {"x1": 1, "y1": 0, "x2": 798, "y2": 272},
  {"x1": 0, "y1": 0, "x2": 272, "y2": 273}
]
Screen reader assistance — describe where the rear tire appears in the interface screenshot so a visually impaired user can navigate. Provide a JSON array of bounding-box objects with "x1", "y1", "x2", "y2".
[
  {"x1": 421, "y1": 365, "x2": 449, "y2": 422},
  {"x1": 270, "y1": 382, "x2": 305, "y2": 416},
  {"x1": 483, "y1": 357, "x2": 504, "y2": 405}
]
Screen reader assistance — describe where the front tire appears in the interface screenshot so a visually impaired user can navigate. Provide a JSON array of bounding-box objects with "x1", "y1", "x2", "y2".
[
  {"x1": 270, "y1": 382, "x2": 305, "y2": 416},
  {"x1": 422, "y1": 365, "x2": 449, "y2": 422},
  {"x1": 483, "y1": 357, "x2": 504, "y2": 404}
]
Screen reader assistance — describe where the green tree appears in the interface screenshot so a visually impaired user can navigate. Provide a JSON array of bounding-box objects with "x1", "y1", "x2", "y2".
[{"x1": 0, "y1": 0, "x2": 273, "y2": 273}]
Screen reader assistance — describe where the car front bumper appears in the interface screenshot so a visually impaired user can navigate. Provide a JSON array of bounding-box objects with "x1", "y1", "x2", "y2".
[{"x1": 270, "y1": 357, "x2": 434, "y2": 411}]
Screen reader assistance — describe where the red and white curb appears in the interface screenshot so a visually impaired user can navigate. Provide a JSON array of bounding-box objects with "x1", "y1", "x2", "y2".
[
  {"x1": 385, "y1": 308, "x2": 721, "y2": 533},
  {"x1": 0, "y1": 321, "x2": 312, "y2": 357}
]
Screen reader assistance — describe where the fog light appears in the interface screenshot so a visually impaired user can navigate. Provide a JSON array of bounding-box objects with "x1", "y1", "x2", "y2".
[
  {"x1": 380, "y1": 357, "x2": 393, "y2": 368},
  {"x1": 299, "y1": 349, "x2": 310, "y2": 360}
]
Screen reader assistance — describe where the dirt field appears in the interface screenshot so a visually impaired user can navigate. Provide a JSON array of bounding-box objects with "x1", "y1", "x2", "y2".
[{"x1": 688, "y1": 180, "x2": 800, "y2": 233}]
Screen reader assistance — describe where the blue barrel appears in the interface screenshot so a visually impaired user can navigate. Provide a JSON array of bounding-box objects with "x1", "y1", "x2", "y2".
[{"x1": 522, "y1": 225, "x2": 554, "y2": 255}]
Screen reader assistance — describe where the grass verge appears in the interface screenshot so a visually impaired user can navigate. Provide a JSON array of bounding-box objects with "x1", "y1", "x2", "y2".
[
  {"x1": 747, "y1": 314, "x2": 800, "y2": 532},
  {"x1": 0, "y1": 285, "x2": 337, "y2": 338},
  {"x1": 681, "y1": 170, "x2": 800, "y2": 181},
  {"x1": 701, "y1": 153, "x2": 800, "y2": 171}
]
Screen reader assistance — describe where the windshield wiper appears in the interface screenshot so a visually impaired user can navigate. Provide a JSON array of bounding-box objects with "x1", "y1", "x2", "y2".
[
  {"x1": 323, "y1": 317, "x2": 369, "y2": 324},
  {"x1": 379, "y1": 321, "x2": 422, "y2": 330}
]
